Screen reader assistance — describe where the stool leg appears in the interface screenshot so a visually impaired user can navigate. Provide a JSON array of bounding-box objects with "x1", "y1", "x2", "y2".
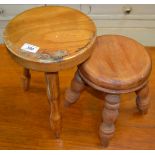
[
  {"x1": 99, "y1": 94, "x2": 120, "y2": 147},
  {"x1": 22, "y1": 68, "x2": 31, "y2": 91},
  {"x1": 64, "y1": 71, "x2": 85, "y2": 107},
  {"x1": 136, "y1": 84, "x2": 150, "y2": 114},
  {"x1": 45, "y1": 72, "x2": 62, "y2": 138}
]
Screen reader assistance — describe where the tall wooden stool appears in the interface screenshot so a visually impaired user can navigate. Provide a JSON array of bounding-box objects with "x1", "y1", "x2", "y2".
[
  {"x1": 3, "y1": 6, "x2": 96, "y2": 138},
  {"x1": 65, "y1": 35, "x2": 152, "y2": 147}
]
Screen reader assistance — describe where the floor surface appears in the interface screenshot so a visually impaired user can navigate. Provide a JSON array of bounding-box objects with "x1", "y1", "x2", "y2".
[{"x1": 0, "y1": 45, "x2": 155, "y2": 149}]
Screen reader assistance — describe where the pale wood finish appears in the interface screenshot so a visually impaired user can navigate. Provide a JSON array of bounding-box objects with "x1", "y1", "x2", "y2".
[
  {"x1": 3, "y1": 6, "x2": 96, "y2": 72},
  {"x1": 0, "y1": 45, "x2": 155, "y2": 149},
  {"x1": 79, "y1": 35, "x2": 151, "y2": 92},
  {"x1": 45, "y1": 72, "x2": 62, "y2": 138}
]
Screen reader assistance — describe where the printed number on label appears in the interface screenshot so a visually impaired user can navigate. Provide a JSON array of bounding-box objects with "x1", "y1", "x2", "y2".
[{"x1": 21, "y1": 43, "x2": 40, "y2": 53}]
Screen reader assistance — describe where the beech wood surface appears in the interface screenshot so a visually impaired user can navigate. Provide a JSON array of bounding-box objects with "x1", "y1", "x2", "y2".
[
  {"x1": 0, "y1": 45, "x2": 154, "y2": 149},
  {"x1": 79, "y1": 35, "x2": 152, "y2": 92},
  {"x1": 3, "y1": 6, "x2": 96, "y2": 72}
]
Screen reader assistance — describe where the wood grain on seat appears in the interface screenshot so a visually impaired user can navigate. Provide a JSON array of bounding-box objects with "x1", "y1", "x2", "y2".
[
  {"x1": 79, "y1": 35, "x2": 152, "y2": 91},
  {"x1": 3, "y1": 6, "x2": 96, "y2": 138},
  {"x1": 67, "y1": 35, "x2": 152, "y2": 146},
  {"x1": 3, "y1": 6, "x2": 96, "y2": 72}
]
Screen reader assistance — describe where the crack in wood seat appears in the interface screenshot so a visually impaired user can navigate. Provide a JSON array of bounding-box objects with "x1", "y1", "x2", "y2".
[{"x1": 65, "y1": 35, "x2": 152, "y2": 147}]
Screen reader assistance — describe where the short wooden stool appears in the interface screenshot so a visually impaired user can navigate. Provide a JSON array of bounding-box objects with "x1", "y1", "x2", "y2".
[
  {"x1": 3, "y1": 6, "x2": 96, "y2": 138},
  {"x1": 65, "y1": 35, "x2": 152, "y2": 147}
]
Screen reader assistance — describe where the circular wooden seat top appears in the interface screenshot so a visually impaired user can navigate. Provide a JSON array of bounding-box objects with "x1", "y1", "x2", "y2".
[
  {"x1": 79, "y1": 35, "x2": 152, "y2": 92},
  {"x1": 3, "y1": 6, "x2": 96, "y2": 72}
]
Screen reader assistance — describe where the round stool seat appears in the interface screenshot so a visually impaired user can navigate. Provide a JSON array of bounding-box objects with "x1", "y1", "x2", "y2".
[
  {"x1": 79, "y1": 35, "x2": 152, "y2": 93},
  {"x1": 3, "y1": 6, "x2": 96, "y2": 72},
  {"x1": 3, "y1": 6, "x2": 96, "y2": 138}
]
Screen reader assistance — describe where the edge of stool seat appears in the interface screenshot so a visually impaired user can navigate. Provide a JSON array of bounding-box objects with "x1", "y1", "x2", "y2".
[
  {"x1": 78, "y1": 35, "x2": 152, "y2": 93},
  {"x1": 78, "y1": 70, "x2": 149, "y2": 94}
]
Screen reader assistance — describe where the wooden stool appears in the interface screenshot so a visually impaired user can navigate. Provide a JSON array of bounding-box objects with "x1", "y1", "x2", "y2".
[
  {"x1": 3, "y1": 6, "x2": 96, "y2": 138},
  {"x1": 65, "y1": 35, "x2": 152, "y2": 147}
]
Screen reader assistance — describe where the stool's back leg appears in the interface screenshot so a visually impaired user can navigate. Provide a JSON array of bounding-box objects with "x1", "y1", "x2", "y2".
[
  {"x1": 136, "y1": 84, "x2": 150, "y2": 114},
  {"x1": 45, "y1": 72, "x2": 62, "y2": 138},
  {"x1": 22, "y1": 68, "x2": 31, "y2": 91},
  {"x1": 99, "y1": 94, "x2": 120, "y2": 147},
  {"x1": 64, "y1": 71, "x2": 85, "y2": 107}
]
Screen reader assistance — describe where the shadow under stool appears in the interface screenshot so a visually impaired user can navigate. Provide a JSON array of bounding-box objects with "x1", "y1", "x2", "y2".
[{"x1": 64, "y1": 35, "x2": 152, "y2": 147}]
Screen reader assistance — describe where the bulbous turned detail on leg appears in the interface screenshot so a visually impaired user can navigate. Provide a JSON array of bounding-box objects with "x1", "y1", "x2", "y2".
[
  {"x1": 64, "y1": 71, "x2": 85, "y2": 107},
  {"x1": 136, "y1": 84, "x2": 150, "y2": 114},
  {"x1": 45, "y1": 72, "x2": 62, "y2": 138},
  {"x1": 99, "y1": 94, "x2": 120, "y2": 147},
  {"x1": 22, "y1": 68, "x2": 31, "y2": 91}
]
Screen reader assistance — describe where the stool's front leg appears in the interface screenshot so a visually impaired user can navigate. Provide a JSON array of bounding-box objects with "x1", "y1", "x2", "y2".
[
  {"x1": 99, "y1": 94, "x2": 120, "y2": 147},
  {"x1": 136, "y1": 84, "x2": 150, "y2": 114},
  {"x1": 22, "y1": 68, "x2": 31, "y2": 91},
  {"x1": 45, "y1": 72, "x2": 62, "y2": 138},
  {"x1": 64, "y1": 71, "x2": 85, "y2": 107}
]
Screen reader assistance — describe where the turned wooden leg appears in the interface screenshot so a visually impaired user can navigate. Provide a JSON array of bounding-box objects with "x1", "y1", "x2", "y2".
[
  {"x1": 136, "y1": 84, "x2": 150, "y2": 114},
  {"x1": 64, "y1": 71, "x2": 85, "y2": 107},
  {"x1": 45, "y1": 72, "x2": 62, "y2": 138},
  {"x1": 22, "y1": 68, "x2": 31, "y2": 91},
  {"x1": 99, "y1": 94, "x2": 120, "y2": 147}
]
